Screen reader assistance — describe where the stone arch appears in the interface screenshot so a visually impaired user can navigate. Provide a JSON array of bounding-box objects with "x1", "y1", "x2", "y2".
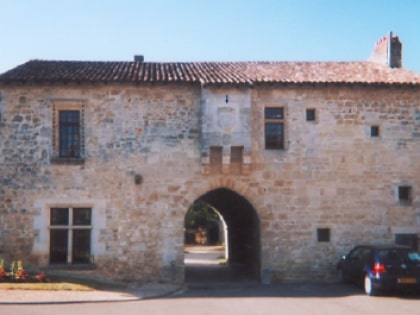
[
  {"x1": 183, "y1": 178, "x2": 261, "y2": 282},
  {"x1": 182, "y1": 176, "x2": 258, "y2": 211}
]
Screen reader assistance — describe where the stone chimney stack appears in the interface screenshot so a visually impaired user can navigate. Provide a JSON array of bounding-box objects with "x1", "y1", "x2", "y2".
[{"x1": 369, "y1": 32, "x2": 402, "y2": 68}]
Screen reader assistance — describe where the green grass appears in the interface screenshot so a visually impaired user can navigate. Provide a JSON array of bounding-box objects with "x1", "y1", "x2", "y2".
[
  {"x1": 218, "y1": 257, "x2": 228, "y2": 265},
  {"x1": 0, "y1": 275, "x2": 129, "y2": 291},
  {"x1": 0, "y1": 282, "x2": 94, "y2": 291}
]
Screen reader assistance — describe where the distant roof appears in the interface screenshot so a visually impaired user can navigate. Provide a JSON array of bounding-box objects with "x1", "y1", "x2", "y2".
[{"x1": 1, "y1": 59, "x2": 420, "y2": 86}]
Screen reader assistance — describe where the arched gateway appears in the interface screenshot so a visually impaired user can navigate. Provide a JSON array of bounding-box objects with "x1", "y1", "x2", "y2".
[{"x1": 184, "y1": 188, "x2": 261, "y2": 282}]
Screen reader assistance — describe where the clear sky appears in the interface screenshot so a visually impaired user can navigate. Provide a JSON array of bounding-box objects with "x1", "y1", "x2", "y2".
[{"x1": 1, "y1": 0, "x2": 419, "y2": 74}]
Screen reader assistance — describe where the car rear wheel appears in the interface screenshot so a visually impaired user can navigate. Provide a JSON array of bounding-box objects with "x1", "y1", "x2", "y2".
[{"x1": 364, "y1": 274, "x2": 378, "y2": 296}]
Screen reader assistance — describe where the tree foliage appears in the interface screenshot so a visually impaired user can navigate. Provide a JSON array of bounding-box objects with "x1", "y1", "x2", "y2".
[{"x1": 184, "y1": 199, "x2": 219, "y2": 229}]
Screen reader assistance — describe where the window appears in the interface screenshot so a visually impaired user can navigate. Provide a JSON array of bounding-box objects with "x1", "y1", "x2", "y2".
[
  {"x1": 59, "y1": 111, "x2": 80, "y2": 158},
  {"x1": 396, "y1": 234, "x2": 418, "y2": 251},
  {"x1": 317, "y1": 228, "x2": 330, "y2": 242},
  {"x1": 371, "y1": 125, "x2": 379, "y2": 137},
  {"x1": 306, "y1": 108, "x2": 316, "y2": 122},
  {"x1": 398, "y1": 185, "x2": 412, "y2": 204},
  {"x1": 265, "y1": 107, "x2": 284, "y2": 150},
  {"x1": 209, "y1": 146, "x2": 223, "y2": 174},
  {"x1": 51, "y1": 100, "x2": 85, "y2": 163},
  {"x1": 50, "y1": 207, "x2": 92, "y2": 264}
]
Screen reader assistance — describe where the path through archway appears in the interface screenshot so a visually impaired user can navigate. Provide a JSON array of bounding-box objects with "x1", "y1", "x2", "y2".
[{"x1": 184, "y1": 188, "x2": 260, "y2": 283}]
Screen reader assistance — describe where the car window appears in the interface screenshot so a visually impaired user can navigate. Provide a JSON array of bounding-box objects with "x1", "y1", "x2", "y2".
[
  {"x1": 348, "y1": 248, "x2": 362, "y2": 259},
  {"x1": 348, "y1": 247, "x2": 371, "y2": 261},
  {"x1": 361, "y1": 248, "x2": 373, "y2": 261},
  {"x1": 377, "y1": 249, "x2": 418, "y2": 263},
  {"x1": 378, "y1": 249, "x2": 400, "y2": 262}
]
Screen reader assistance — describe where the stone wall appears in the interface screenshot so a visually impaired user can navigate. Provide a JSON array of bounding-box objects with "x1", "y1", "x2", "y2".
[{"x1": 0, "y1": 82, "x2": 419, "y2": 283}]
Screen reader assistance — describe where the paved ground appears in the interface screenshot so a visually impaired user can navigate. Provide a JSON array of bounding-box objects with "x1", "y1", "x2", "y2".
[{"x1": 1, "y1": 245, "x2": 418, "y2": 307}]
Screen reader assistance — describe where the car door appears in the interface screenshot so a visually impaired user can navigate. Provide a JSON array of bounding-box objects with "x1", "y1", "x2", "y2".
[{"x1": 345, "y1": 246, "x2": 368, "y2": 283}]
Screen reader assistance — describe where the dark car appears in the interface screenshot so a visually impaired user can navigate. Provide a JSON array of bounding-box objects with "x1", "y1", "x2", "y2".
[{"x1": 337, "y1": 244, "x2": 420, "y2": 296}]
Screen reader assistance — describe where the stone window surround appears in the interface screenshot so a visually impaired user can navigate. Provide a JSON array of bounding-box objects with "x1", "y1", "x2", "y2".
[
  {"x1": 398, "y1": 184, "x2": 413, "y2": 205},
  {"x1": 50, "y1": 99, "x2": 86, "y2": 164},
  {"x1": 306, "y1": 108, "x2": 317, "y2": 122},
  {"x1": 33, "y1": 198, "x2": 107, "y2": 266},
  {"x1": 317, "y1": 227, "x2": 331, "y2": 242},
  {"x1": 50, "y1": 207, "x2": 92, "y2": 264},
  {"x1": 370, "y1": 125, "x2": 380, "y2": 137}
]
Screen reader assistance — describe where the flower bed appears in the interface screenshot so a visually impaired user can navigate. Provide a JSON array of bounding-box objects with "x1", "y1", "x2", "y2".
[{"x1": 0, "y1": 259, "x2": 48, "y2": 283}]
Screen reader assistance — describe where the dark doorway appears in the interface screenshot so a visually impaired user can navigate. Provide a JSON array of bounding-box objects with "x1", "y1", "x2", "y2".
[{"x1": 184, "y1": 188, "x2": 260, "y2": 283}]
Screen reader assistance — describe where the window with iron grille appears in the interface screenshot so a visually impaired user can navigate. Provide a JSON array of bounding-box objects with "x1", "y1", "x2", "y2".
[
  {"x1": 49, "y1": 207, "x2": 92, "y2": 264},
  {"x1": 395, "y1": 234, "x2": 419, "y2": 251},
  {"x1": 59, "y1": 111, "x2": 80, "y2": 158},
  {"x1": 398, "y1": 185, "x2": 412, "y2": 204},
  {"x1": 264, "y1": 107, "x2": 284, "y2": 150},
  {"x1": 371, "y1": 125, "x2": 380, "y2": 137},
  {"x1": 306, "y1": 108, "x2": 316, "y2": 122},
  {"x1": 51, "y1": 100, "x2": 85, "y2": 164}
]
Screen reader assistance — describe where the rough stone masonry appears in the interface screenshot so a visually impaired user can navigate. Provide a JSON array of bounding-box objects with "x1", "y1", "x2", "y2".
[{"x1": 0, "y1": 33, "x2": 419, "y2": 284}]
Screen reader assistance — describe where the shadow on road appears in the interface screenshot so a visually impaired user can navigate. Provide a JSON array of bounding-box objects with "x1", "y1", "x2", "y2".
[
  {"x1": 179, "y1": 245, "x2": 420, "y2": 299},
  {"x1": 178, "y1": 282, "x2": 365, "y2": 298}
]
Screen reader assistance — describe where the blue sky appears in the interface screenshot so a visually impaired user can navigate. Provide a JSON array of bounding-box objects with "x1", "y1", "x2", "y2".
[{"x1": 1, "y1": 0, "x2": 419, "y2": 74}]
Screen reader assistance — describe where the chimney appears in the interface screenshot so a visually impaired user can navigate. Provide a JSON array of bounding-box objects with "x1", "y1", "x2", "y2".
[
  {"x1": 134, "y1": 55, "x2": 144, "y2": 62},
  {"x1": 369, "y1": 32, "x2": 402, "y2": 68}
]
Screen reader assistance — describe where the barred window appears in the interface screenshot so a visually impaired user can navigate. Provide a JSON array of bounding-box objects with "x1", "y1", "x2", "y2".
[
  {"x1": 398, "y1": 186, "x2": 412, "y2": 205},
  {"x1": 59, "y1": 111, "x2": 80, "y2": 158},
  {"x1": 51, "y1": 100, "x2": 85, "y2": 164},
  {"x1": 265, "y1": 107, "x2": 284, "y2": 150}
]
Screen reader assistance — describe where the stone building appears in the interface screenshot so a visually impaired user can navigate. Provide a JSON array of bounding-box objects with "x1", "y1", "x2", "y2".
[{"x1": 0, "y1": 33, "x2": 420, "y2": 283}]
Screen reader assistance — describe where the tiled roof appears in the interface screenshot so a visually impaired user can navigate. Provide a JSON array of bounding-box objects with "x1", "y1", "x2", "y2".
[{"x1": 1, "y1": 59, "x2": 420, "y2": 86}]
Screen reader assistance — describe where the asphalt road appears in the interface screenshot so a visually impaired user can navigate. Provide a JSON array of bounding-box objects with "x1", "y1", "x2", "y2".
[{"x1": 2, "y1": 282, "x2": 419, "y2": 315}]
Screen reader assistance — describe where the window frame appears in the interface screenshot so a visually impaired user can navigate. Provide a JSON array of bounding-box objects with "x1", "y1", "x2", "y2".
[
  {"x1": 306, "y1": 108, "x2": 316, "y2": 122},
  {"x1": 59, "y1": 110, "x2": 81, "y2": 158},
  {"x1": 51, "y1": 100, "x2": 85, "y2": 164},
  {"x1": 370, "y1": 125, "x2": 380, "y2": 137},
  {"x1": 317, "y1": 228, "x2": 330, "y2": 242},
  {"x1": 398, "y1": 185, "x2": 412, "y2": 205},
  {"x1": 264, "y1": 107, "x2": 285, "y2": 150},
  {"x1": 49, "y1": 207, "x2": 92, "y2": 264}
]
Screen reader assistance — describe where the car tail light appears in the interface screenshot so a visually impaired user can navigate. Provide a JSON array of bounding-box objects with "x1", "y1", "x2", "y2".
[{"x1": 372, "y1": 262, "x2": 386, "y2": 274}]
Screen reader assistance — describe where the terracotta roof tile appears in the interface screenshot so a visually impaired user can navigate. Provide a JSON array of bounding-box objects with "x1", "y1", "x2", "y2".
[{"x1": 1, "y1": 59, "x2": 420, "y2": 86}]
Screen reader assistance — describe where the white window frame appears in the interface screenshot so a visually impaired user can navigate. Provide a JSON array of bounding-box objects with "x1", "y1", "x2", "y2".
[{"x1": 49, "y1": 207, "x2": 92, "y2": 264}]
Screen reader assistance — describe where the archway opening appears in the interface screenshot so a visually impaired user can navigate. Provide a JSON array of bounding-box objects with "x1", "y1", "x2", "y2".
[{"x1": 184, "y1": 188, "x2": 260, "y2": 283}]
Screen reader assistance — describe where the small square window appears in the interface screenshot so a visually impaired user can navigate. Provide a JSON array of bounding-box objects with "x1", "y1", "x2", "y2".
[
  {"x1": 371, "y1": 126, "x2": 379, "y2": 137},
  {"x1": 306, "y1": 109, "x2": 316, "y2": 121},
  {"x1": 398, "y1": 186, "x2": 412, "y2": 203},
  {"x1": 317, "y1": 228, "x2": 330, "y2": 242}
]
